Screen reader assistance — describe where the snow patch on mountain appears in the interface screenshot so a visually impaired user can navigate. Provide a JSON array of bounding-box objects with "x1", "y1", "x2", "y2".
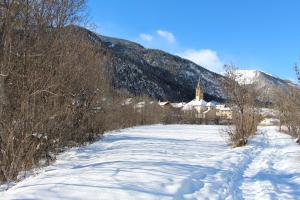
[{"x1": 236, "y1": 70, "x2": 258, "y2": 84}]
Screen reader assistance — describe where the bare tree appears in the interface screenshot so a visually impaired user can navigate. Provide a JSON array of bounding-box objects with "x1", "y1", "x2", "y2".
[
  {"x1": 0, "y1": 0, "x2": 109, "y2": 183},
  {"x1": 222, "y1": 64, "x2": 260, "y2": 147},
  {"x1": 277, "y1": 64, "x2": 300, "y2": 144}
]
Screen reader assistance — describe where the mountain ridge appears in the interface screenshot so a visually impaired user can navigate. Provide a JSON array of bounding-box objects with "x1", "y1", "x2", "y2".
[
  {"x1": 77, "y1": 26, "x2": 297, "y2": 103},
  {"x1": 238, "y1": 69, "x2": 297, "y2": 85},
  {"x1": 237, "y1": 69, "x2": 298, "y2": 102}
]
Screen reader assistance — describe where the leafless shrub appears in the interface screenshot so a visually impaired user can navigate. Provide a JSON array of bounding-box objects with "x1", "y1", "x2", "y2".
[
  {"x1": 274, "y1": 65, "x2": 300, "y2": 144},
  {"x1": 221, "y1": 65, "x2": 261, "y2": 147},
  {"x1": 0, "y1": 0, "x2": 111, "y2": 183}
]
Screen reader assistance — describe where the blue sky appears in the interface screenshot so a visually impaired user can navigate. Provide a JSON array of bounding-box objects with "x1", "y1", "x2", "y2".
[{"x1": 87, "y1": 0, "x2": 300, "y2": 82}]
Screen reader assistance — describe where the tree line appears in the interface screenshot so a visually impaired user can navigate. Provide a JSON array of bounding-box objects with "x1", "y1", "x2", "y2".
[{"x1": 0, "y1": 0, "x2": 164, "y2": 184}]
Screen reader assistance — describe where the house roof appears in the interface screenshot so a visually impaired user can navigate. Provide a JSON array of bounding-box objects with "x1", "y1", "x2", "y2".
[
  {"x1": 206, "y1": 102, "x2": 216, "y2": 107},
  {"x1": 158, "y1": 101, "x2": 170, "y2": 106},
  {"x1": 122, "y1": 98, "x2": 133, "y2": 106},
  {"x1": 134, "y1": 101, "x2": 145, "y2": 109},
  {"x1": 219, "y1": 107, "x2": 231, "y2": 111},
  {"x1": 171, "y1": 102, "x2": 186, "y2": 108},
  {"x1": 182, "y1": 99, "x2": 207, "y2": 110}
]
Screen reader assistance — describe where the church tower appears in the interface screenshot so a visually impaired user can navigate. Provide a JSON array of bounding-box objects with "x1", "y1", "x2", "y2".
[{"x1": 195, "y1": 79, "x2": 204, "y2": 100}]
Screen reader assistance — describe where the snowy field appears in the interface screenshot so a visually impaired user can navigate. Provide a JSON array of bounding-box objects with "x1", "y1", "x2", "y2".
[{"x1": 1, "y1": 125, "x2": 300, "y2": 200}]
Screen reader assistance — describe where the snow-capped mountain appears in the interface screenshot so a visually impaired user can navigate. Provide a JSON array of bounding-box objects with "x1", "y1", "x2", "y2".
[
  {"x1": 75, "y1": 26, "x2": 227, "y2": 102},
  {"x1": 74, "y1": 26, "x2": 297, "y2": 103},
  {"x1": 237, "y1": 70, "x2": 290, "y2": 85},
  {"x1": 236, "y1": 70, "x2": 263, "y2": 84},
  {"x1": 237, "y1": 70, "x2": 298, "y2": 102}
]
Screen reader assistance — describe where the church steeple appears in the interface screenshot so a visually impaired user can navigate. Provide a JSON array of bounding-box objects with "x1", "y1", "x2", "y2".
[{"x1": 195, "y1": 79, "x2": 203, "y2": 100}]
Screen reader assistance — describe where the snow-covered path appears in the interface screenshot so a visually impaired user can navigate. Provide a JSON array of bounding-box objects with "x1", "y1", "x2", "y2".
[{"x1": 1, "y1": 125, "x2": 300, "y2": 200}]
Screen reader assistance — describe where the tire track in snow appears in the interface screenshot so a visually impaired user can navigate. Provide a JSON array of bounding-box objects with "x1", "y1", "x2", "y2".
[
  {"x1": 177, "y1": 142, "x2": 264, "y2": 200},
  {"x1": 240, "y1": 132, "x2": 274, "y2": 200},
  {"x1": 240, "y1": 129, "x2": 300, "y2": 200},
  {"x1": 182, "y1": 130, "x2": 270, "y2": 199},
  {"x1": 230, "y1": 145, "x2": 264, "y2": 200},
  {"x1": 173, "y1": 170, "x2": 206, "y2": 200}
]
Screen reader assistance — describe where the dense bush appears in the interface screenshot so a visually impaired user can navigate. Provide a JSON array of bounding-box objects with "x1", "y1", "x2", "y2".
[{"x1": 0, "y1": 0, "x2": 166, "y2": 183}]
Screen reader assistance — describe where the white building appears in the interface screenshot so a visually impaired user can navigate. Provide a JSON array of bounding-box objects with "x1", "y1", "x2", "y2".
[{"x1": 181, "y1": 79, "x2": 232, "y2": 121}]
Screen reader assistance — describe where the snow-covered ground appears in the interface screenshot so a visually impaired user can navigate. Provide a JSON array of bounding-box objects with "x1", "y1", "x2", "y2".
[{"x1": 1, "y1": 125, "x2": 300, "y2": 200}]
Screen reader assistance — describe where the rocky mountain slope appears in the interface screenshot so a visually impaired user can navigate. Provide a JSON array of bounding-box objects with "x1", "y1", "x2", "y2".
[
  {"x1": 79, "y1": 27, "x2": 227, "y2": 102},
  {"x1": 237, "y1": 70, "x2": 298, "y2": 102},
  {"x1": 77, "y1": 26, "x2": 297, "y2": 103}
]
